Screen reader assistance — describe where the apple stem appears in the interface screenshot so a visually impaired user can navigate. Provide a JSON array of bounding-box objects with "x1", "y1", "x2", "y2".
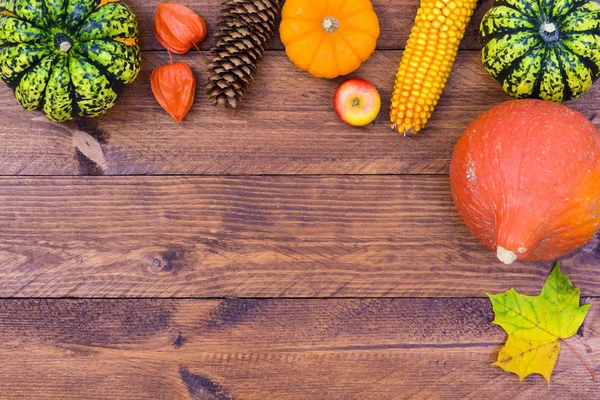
[
  {"x1": 560, "y1": 338, "x2": 597, "y2": 382},
  {"x1": 352, "y1": 98, "x2": 360, "y2": 107}
]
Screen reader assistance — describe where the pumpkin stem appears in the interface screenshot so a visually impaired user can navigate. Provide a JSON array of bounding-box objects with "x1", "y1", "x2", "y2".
[
  {"x1": 543, "y1": 23, "x2": 556, "y2": 33},
  {"x1": 539, "y1": 22, "x2": 559, "y2": 43},
  {"x1": 497, "y1": 246, "x2": 517, "y2": 265},
  {"x1": 322, "y1": 17, "x2": 340, "y2": 34},
  {"x1": 54, "y1": 33, "x2": 73, "y2": 52}
]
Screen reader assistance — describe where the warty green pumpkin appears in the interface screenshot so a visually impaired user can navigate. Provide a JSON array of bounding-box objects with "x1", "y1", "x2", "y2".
[
  {"x1": 0, "y1": 0, "x2": 141, "y2": 122},
  {"x1": 481, "y1": 0, "x2": 600, "y2": 102}
]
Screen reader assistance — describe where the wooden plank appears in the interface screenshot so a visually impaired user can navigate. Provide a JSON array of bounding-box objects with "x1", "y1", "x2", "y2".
[
  {"x1": 129, "y1": 0, "x2": 493, "y2": 51},
  {"x1": 1, "y1": 51, "x2": 598, "y2": 176},
  {"x1": 0, "y1": 175, "x2": 597, "y2": 298},
  {"x1": 1, "y1": 298, "x2": 598, "y2": 399}
]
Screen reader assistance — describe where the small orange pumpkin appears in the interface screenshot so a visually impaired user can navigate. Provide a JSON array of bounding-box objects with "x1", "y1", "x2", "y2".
[{"x1": 280, "y1": 0, "x2": 380, "y2": 79}]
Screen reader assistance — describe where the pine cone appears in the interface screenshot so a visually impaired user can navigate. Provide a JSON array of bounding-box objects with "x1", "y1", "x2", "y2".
[{"x1": 206, "y1": 0, "x2": 282, "y2": 108}]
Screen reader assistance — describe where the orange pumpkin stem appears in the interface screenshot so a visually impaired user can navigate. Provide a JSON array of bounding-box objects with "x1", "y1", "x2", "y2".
[
  {"x1": 496, "y1": 246, "x2": 517, "y2": 265},
  {"x1": 321, "y1": 17, "x2": 339, "y2": 34}
]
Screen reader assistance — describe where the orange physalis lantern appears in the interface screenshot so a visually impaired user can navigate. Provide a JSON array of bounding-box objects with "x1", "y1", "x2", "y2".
[
  {"x1": 154, "y1": 2, "x2": 207, "y2": 54},
  {"x1": 151, "y1": 62, "x2": 196, "y2": 123}
]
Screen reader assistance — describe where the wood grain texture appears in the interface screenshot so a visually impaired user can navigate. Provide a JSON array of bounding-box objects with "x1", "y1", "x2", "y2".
[
  {"x1": 129, "y1": 0, "x2": 493, "y2": 51},
  {"x1": 2, "y1": 0, "x2": 599, "y2": 396},
  {"x1": 1, "y1": 51, "x2": 598, "y2": 176},
  {"x1": 0, "y1": 176, "x2": 597, "y2": 298},
  {"x1": 1, "y1": 298, "x2": 599, "y2": 399}
]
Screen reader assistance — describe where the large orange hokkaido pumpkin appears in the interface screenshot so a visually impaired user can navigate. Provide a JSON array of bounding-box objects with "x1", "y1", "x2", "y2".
[{"x1": 450, "y1": 100, "x2": 600, "y2": 265}]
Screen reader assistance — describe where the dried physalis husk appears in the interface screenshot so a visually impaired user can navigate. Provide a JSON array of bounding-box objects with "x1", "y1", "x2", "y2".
[
  {"x1": 151, "y1": 62, "x2": 196, "y2": 123},
  {"x1": 154, "y1": 2, "x2": 207, "y2": 54}
]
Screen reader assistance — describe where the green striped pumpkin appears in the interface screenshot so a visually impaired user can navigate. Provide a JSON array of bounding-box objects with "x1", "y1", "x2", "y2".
[
  {"x1": 0, "y1": 0, "x2": 141, "y2": 122},
  {"x1": 481, "y1": 0, "x2": 600, "y2": 102}
]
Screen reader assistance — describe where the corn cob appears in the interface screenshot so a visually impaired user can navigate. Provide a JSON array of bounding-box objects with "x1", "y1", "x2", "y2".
[{"x1": 390, "y1": 0, "x2": 478, "y2": 135}]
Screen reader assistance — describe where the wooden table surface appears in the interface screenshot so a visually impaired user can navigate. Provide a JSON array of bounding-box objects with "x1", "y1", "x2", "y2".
[{"x1": 1, "y1": 0, "x2": 599, "y2": 398}]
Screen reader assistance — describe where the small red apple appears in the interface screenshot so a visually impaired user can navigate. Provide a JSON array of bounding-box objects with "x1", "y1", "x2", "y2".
[{"x1": 333, "y1": 78, "x2": 381, "y2": 127}]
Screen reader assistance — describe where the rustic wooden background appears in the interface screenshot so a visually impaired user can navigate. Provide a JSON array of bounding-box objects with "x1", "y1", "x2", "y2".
[{"x1": 0, "y1": 0, "x2": 599, "y2": 398}]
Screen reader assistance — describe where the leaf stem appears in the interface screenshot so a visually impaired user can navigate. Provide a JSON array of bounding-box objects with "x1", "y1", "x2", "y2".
[
  {"x1": 560, "y1": 338, "x2": 597, "y2": 382},
  {"x1": 168, "y1": 49, "x2": 173, "y2": 64}
]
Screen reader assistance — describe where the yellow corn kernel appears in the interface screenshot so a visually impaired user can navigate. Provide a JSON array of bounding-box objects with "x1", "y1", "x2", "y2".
[{"x1": 390, "y1": 0, "x2": 477, "y2": 135}]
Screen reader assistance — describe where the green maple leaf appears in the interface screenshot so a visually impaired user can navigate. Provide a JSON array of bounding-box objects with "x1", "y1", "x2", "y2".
[{"x1": 488, "y1": 262, "x2": 594, "y2": 384}]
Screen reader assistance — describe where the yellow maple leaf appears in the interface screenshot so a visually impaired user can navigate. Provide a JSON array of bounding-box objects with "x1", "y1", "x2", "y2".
[{"x1": 488, "y1": 262, "x2": 593, "y2": 384}]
